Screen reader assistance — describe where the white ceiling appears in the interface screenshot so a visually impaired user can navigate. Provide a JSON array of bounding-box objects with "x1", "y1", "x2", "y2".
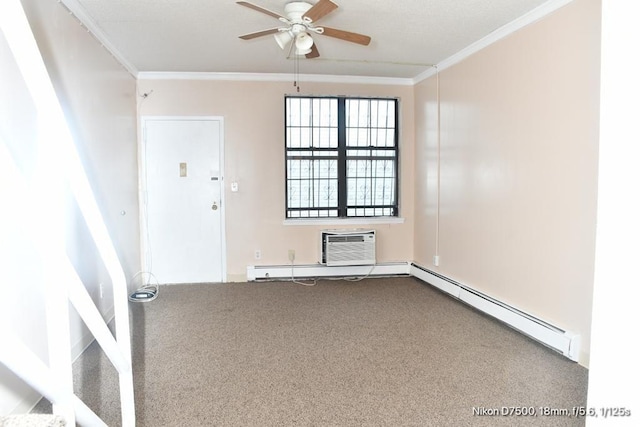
[{"x1": 64, "y1": 0, "x2": 556, "y2": 79}]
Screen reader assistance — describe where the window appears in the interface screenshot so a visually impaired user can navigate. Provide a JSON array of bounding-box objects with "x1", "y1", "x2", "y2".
[{"x1": 285, "y1": 96, "x2": 398, "y2": 219}]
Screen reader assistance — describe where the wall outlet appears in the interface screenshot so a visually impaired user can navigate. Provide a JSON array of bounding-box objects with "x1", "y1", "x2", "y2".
[
  {"x1": 99, "y1": 283, "x2": 104, "y2": 299},
  {"x1": 433, "y1": 255, "x2": 440, "y2": 267},
  {"x1": 254, "y1": 249, "x2": 261, "y2": 260},
  {"x1": 288, "y1": 249, "x2": 296, "y2": 262}
]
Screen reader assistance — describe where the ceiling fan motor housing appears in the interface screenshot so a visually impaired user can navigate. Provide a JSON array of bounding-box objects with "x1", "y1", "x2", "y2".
[{"x1": 284, "y1": 2, "x2": 313, "y2": 23}]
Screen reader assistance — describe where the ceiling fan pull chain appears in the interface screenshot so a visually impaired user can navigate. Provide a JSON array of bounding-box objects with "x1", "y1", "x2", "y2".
[{"x1": 294, "y1": 53, "x2": 301, "y2": 92}]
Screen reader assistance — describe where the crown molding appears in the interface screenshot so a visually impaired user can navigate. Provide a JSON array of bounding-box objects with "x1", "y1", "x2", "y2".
[
  {"x1": 413, "y1": 0, "x2": 575, "y2": 84},
  {"x1": 59, "y1": 0, "x2": 138, "y2": 77},
  {"x1": 137, "y1": 71, "x2": 414, "y2": 86},
  {"x1": 59, "y1": 0, "x2": 573, "y2": 86}
]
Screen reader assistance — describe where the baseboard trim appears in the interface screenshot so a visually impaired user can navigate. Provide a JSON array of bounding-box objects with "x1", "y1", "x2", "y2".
[
  {"x1": 247, "y1": 262, "x2": 411, "y2": 281},
  {"x1": 410, "y1": 263, "x2": 580, "y2": 362},
  {"x1": 411, "y1": 264, "x2": 461, "y2": 297}
]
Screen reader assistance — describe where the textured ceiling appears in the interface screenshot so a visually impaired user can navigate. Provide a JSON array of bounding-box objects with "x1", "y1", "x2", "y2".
[{"x1": 65, "y1": 0, "x2": 553, "y2": 79}]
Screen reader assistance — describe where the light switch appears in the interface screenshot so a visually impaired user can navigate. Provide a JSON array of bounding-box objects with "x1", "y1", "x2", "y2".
[
  {"x1": 179, "y1": 162, "x2": 187, "y2": 177},
  {"x1": 231, "y1": 182, "x2": 239, "y2": 192}
]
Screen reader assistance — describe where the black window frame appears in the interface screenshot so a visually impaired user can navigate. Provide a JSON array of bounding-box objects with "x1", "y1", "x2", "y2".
[{"x1": 285, "y1": 95, "x2": 399, "y2": 219}]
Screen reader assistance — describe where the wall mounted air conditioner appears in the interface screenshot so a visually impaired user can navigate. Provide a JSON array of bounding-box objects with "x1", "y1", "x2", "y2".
[{"x1": 320, "y1": 229, "x2": 376, "y2": 266}]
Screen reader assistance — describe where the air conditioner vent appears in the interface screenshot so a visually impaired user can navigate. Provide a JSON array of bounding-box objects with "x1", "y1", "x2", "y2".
[
  {"x1": 329, "y1": 235, "x2": 366, "y2": 243},
  {"x1": 320, "y1": 229, "x2": 376, "y2": 266}
]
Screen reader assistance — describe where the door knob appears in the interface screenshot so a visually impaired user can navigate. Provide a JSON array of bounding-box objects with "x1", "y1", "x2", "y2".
[{"x1": 211, "y1": 202, "x2": 218, "y2": 211}]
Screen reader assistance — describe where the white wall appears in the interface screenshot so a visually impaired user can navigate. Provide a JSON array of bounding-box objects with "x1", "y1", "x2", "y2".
[
  {"x1": 0, "y1": 0, "x2": 139, "y2": 414},
  {"x1": 587, "y1": 0, "x2": 640, "y2": 423},
  {"x1": 0, "y1": 26, "x2": 48, "y2": 411}
]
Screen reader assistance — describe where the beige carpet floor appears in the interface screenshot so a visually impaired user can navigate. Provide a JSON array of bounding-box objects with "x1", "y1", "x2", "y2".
[{"x1": 34, "y1": 277, "x2": 588, "y2": 426}]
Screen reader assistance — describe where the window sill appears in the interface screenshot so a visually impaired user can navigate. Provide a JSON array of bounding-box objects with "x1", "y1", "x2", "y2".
[{"x1": 283, "y1": 217, "x2": 405, "y2": 226}]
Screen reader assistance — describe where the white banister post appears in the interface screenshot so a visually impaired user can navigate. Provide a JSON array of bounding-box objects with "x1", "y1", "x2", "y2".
[
  {"x1": 114, "y1": 271, "x2": 136, "y2": 427},
  {"x1": 43, "y1": 267, "x2": 75, "y2": 426}
]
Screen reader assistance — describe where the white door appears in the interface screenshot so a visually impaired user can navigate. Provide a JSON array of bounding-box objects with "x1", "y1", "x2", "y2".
[{"x1": 142, "y1": 118, "x2": 225, "y2": 284}]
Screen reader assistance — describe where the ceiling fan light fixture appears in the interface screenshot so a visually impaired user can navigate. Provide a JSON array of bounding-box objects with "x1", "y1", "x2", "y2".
[
  {"x1": 295, "y1": 32, "x2": 314, "y2": 51},
  {"x1": 295, "y1": 47, "x2": 312, "y2": 55},
  {"x1": 274, "y1": 31, "x2": 293, "y2": 50}
]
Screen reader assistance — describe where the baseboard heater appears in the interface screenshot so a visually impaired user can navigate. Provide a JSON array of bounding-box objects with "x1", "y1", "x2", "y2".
[
  {"x1": 410, "y1": 263, "x2": 580, "y2": 362},
  {"x1": 247, "y1": 262, "x2": 411, "y2": 281}
]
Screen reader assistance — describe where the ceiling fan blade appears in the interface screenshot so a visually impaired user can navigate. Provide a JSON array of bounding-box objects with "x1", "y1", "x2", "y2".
[
  {"x1": 306, "y1": 44, "x2": 320, "y2": 59},
  {"x1": 239, "y1": 28, "x2": 281, "y2": 40},
  {"x1": 320, "y1": 26, "x2": 371, "y2": 46},
  {"x1": 303, "y1": 0, "x2": 338, "y2": 23},
  {"x1": 236, "y1": 1, "x2": 286, "y2": 20}
]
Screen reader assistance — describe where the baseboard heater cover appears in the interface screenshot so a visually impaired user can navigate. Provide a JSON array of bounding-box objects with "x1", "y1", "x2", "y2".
[
  {"x1": 247, "y1": 262, "x2": 411, "y2": 281},
  {"x1": 410, "y1": 263, "x2": 580, "y2": 362}
]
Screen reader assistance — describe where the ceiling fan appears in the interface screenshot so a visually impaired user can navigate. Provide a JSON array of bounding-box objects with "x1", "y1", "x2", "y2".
[{"x1": 236, "y1": 0, "x2": 371, "y2": 59}]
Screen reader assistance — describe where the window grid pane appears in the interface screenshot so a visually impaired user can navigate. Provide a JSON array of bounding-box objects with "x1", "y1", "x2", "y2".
[
  {"x1": 346, "y1": 99, "x2": 397, "y2": 149},
  {"x1": 286, "y1": 96, "x2": 397, "y2": 218},
  {"x1": 286, "y1": 159, "x2": 338, "y2": 207},
  {"x1": 345, "y1": 98, "x2": 397, "y2": 217}
]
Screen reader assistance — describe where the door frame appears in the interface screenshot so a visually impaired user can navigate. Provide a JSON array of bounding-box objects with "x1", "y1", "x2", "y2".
[{"x1": 138, "y1": 116, "x2": 227, "y2": 283}]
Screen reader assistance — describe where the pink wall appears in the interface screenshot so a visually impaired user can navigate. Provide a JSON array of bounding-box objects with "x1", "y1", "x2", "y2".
[
  {"x1": 138, "y1": 79, "x2": 415, "y2": 281},
  {"x1": 414, "y1": 0, "x2": 601, "y2": 366},
  {"x1": 23, "y1": 0, "x2": 141, "y2": 280}
]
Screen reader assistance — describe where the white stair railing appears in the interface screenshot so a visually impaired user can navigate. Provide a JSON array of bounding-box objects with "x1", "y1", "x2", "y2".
[{"x1": 0, "y1": 0, "x2": 135, "y2": 425}]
